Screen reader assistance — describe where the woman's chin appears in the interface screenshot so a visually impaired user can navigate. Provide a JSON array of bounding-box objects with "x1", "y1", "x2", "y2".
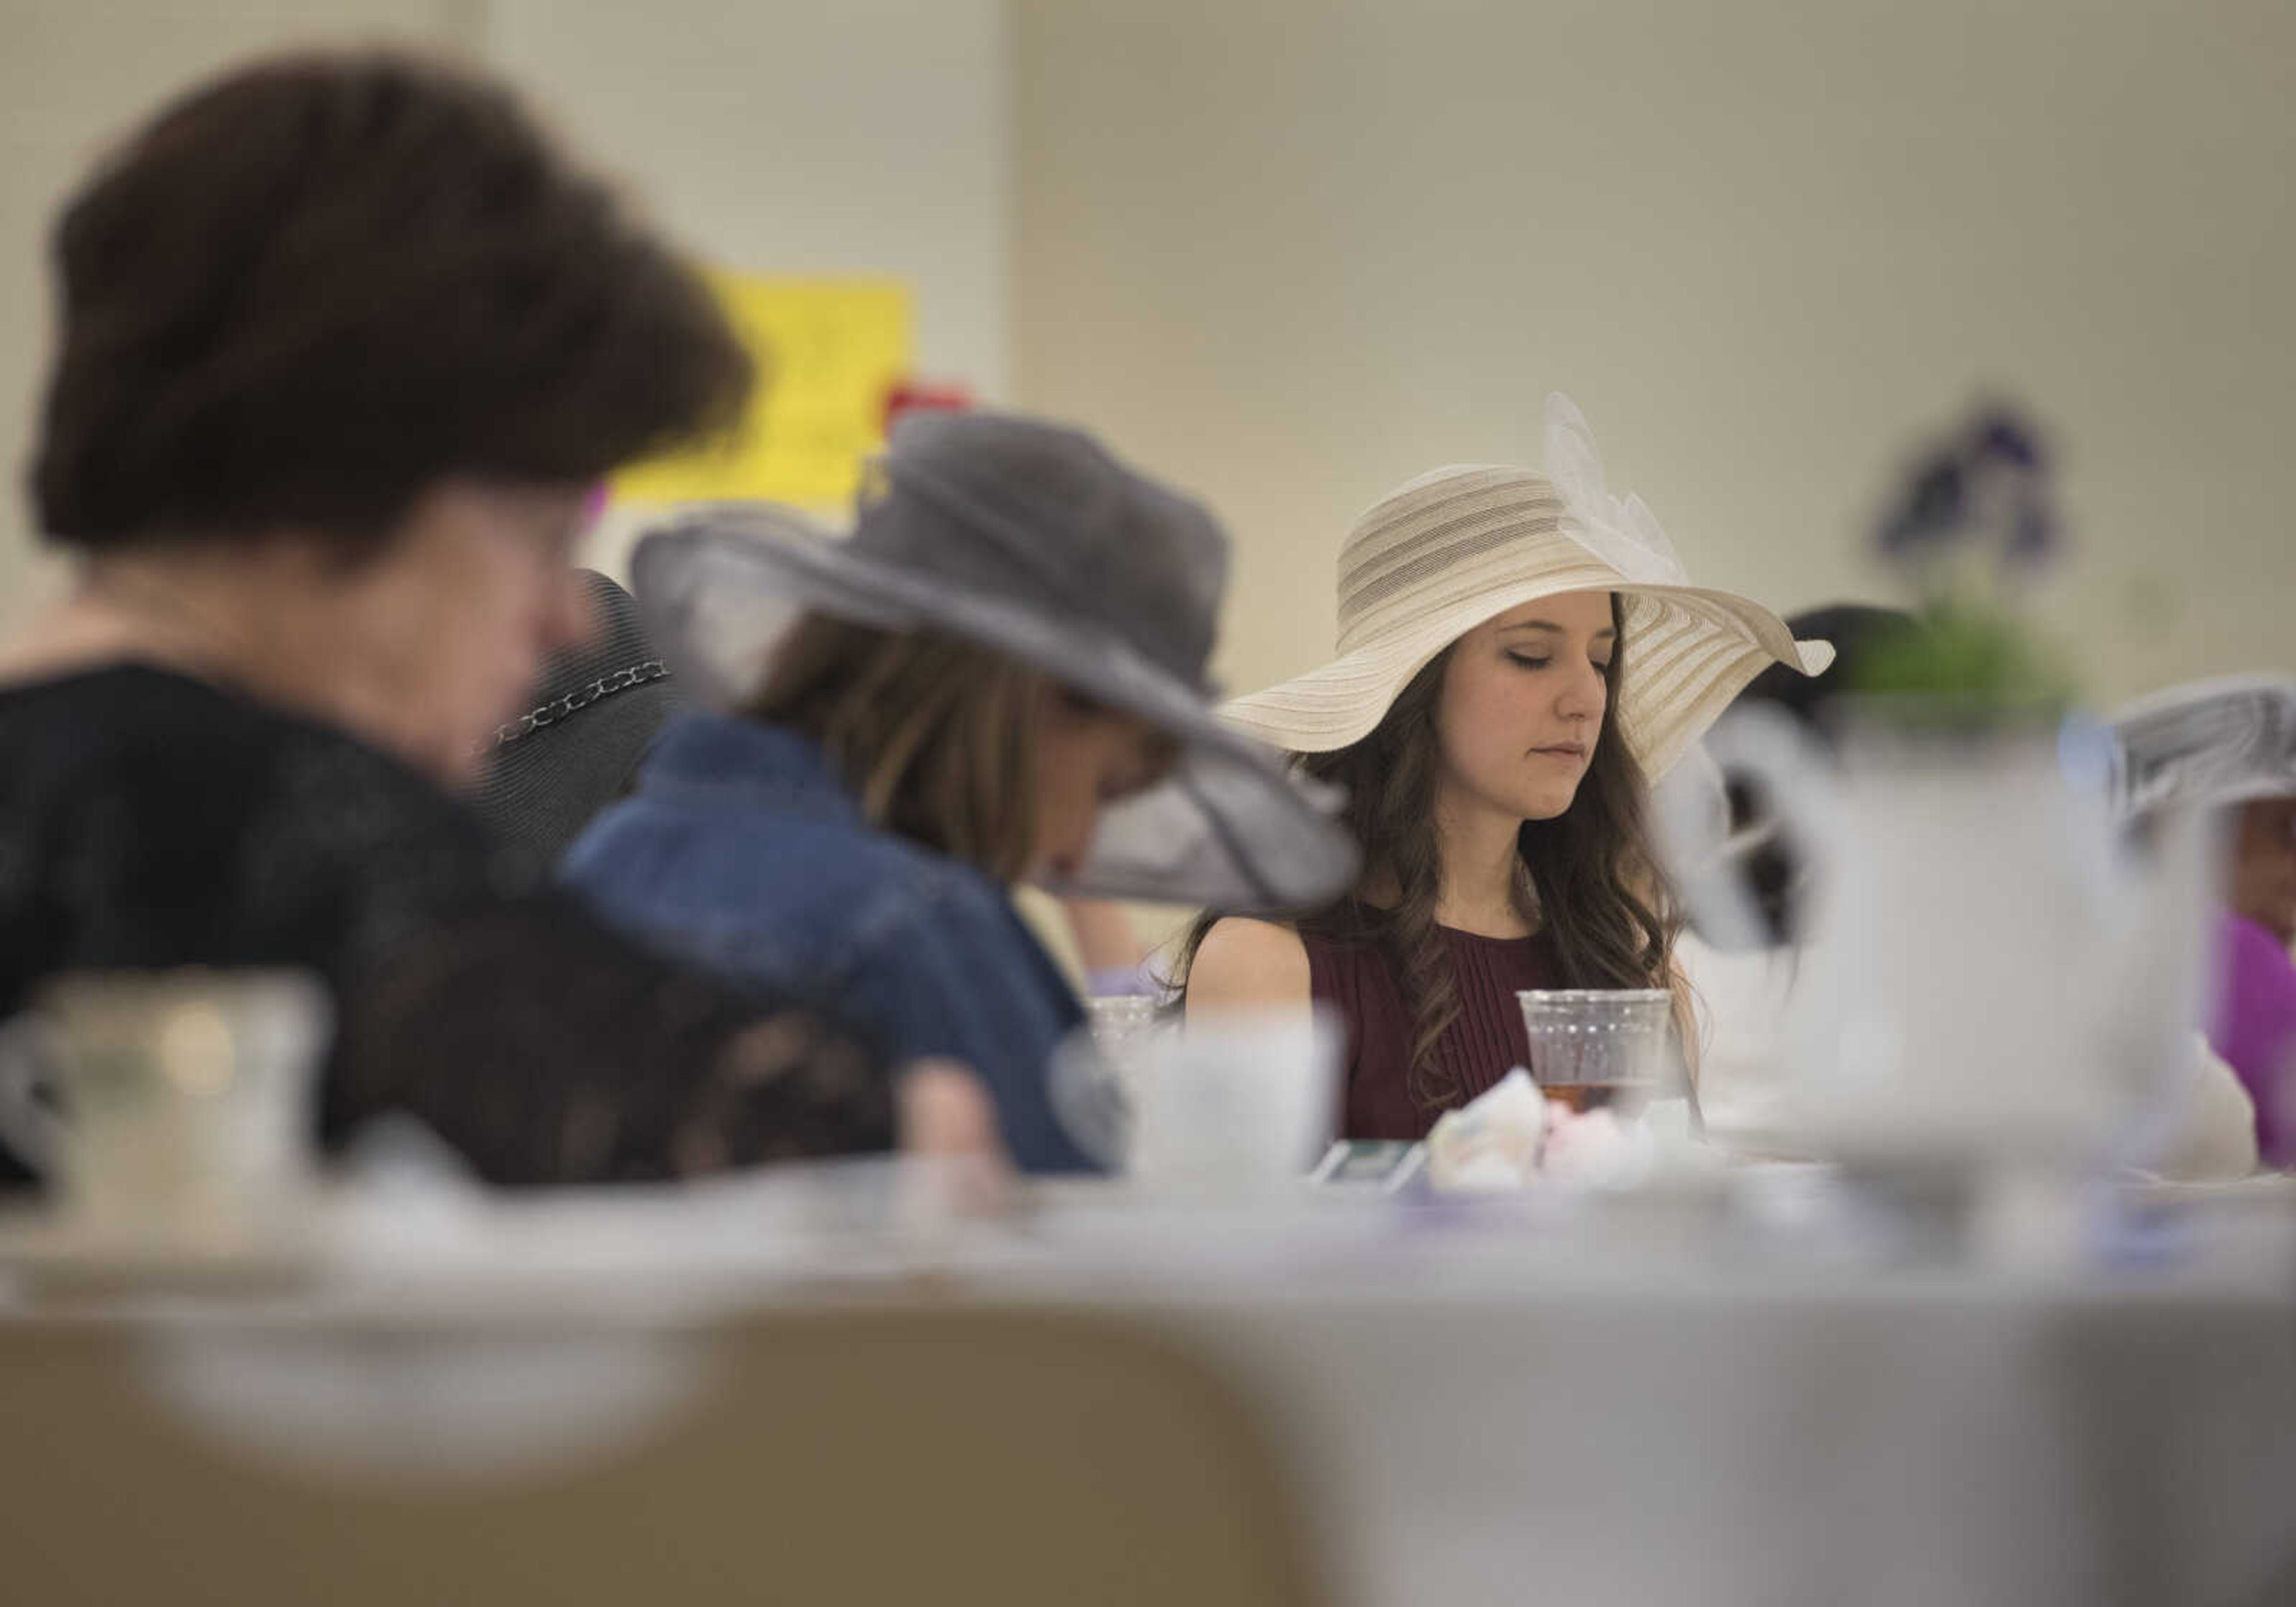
[{"x1": 1513, "y1": 787, "x2": 1582, "y2": 823}]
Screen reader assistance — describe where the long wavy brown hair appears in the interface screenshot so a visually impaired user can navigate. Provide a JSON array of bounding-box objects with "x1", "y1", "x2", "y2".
[{"x1": 1173, "y1": 594, "x2": 1681, "y2": 1111}]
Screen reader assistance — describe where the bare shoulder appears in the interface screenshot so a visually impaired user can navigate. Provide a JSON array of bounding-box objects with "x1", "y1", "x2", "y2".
[{"x1": 1185, "y1": 917, "x2": 1311, "y2": 1015}]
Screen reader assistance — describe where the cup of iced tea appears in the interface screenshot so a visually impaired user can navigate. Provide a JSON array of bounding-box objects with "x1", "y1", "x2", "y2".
[{"x1": 1516, "y1": 989, "x2": 1674, "y2": 1115}]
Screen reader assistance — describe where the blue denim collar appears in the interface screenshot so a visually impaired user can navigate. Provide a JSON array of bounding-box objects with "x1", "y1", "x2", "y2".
[{"x1": 637, "y1": 711, "x2": 860, "y2": 822}]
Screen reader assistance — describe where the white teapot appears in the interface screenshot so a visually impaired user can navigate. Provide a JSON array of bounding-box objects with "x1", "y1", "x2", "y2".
[{"x1": 1660, "y1": 705, "x2": 2214, "y2": 1168}]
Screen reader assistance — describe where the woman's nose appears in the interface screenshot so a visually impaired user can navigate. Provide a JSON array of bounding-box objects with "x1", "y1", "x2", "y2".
[{"x1": 1555, "y1": 658, "x2": 1606, "y2": 722}]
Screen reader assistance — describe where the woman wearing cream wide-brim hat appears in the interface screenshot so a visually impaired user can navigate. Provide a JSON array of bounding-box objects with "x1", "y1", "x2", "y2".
[{"x1": 1179, "y1": 395, "x2": 1834, "y2": 1141}]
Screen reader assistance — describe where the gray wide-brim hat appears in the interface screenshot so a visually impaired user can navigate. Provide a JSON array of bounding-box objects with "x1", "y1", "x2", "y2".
[
  {"x1": 2108, "y1": 673, "x2": 2296, "y2": 818},
  {"x1": 630, "y1": 410, "x2": 1360, "y2": 912}
]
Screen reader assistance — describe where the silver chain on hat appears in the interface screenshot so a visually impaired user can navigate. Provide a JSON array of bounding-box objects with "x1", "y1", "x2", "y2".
[{"x1": 484, "y1": 659, "x2": 670, "y2": 751}]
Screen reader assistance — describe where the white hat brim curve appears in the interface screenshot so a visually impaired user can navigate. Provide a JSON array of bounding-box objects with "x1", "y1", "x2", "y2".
[{"x1": 1222, "y1": 574, "x2": 1833, "y2": 781}]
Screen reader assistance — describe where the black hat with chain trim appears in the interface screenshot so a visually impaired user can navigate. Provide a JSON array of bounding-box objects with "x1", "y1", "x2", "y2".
[{"x1": 470, "y1": 569, "x2": 683, "y2": 867}]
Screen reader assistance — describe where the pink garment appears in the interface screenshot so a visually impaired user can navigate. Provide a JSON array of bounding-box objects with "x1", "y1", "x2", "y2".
[{"x1": 2209, "y1": 911, "x2": 2296, "y2": 1168}]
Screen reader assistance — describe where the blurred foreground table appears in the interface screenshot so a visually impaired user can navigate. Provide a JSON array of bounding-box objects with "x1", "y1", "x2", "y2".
[{"x1": 1, "y1": 1171, "x2": 2290, "y2": 1607}]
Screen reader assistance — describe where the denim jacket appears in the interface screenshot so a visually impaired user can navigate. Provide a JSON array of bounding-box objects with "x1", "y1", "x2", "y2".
[{"x1": 561, "y1": 713, "x2": 1099, "y2": 1174}]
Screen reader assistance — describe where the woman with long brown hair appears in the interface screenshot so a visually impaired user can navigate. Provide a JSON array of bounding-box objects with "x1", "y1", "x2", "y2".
[{"x1": 1181, "y1": 396, "x2": 1830, "y2": 1139}]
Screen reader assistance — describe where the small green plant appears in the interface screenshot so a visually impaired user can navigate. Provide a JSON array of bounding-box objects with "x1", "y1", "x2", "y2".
[{"x1": 1853, "y1": 406, "x2": 2077, "y2": 719}]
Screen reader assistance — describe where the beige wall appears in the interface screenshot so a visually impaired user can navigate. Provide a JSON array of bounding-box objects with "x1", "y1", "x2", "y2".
[
  {"x1": 0, "y1": 0, "x2": 475, "y2": 633},
  {"x1": 485, "y1": 0, "x2": 1007, "y2": 403},
  {"x1": 1013, "y1": 0, "x2": 2295, "y2": 708},
  {"x1": 10, "y1": 0, "x2": 2285, "y2": 705},
  {"x1": 481, "y1": 0, "x2": 1012, "y2": 576}
]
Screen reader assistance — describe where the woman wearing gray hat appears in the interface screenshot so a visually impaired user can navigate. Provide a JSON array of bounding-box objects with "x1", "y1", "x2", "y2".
[{"x1": 563, "y1": 410, "x2": 1357, "y2": 1174}]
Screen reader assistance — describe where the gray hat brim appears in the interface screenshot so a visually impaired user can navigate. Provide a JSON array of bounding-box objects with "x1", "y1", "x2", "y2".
[{"x1": 632, "y1": 507, "x2": 1360, "y2": 912}]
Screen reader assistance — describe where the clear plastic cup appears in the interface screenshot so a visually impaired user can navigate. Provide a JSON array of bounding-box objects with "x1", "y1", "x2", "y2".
[
  {"x1": 1054, "y1": 1000, "x2": 1341, "y2": 1188},
  {"x1": 1083, "y1": 994, "x2": 1164, "y2": 1065},
  {"x1": 1516, "y1": 989, "x2": 1674, "y2": 1116},
  {"x1": 1048, "y1": 996, "x2": 1171, "y2": 1169},
  {"x1": 1129, "y1": 1007, "x2": 1341, "y2": 1192}
]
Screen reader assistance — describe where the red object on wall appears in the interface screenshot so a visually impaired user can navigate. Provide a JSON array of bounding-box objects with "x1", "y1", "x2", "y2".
[{"x1": 883, "y1": 380, "x2": 974, "y2": 432}]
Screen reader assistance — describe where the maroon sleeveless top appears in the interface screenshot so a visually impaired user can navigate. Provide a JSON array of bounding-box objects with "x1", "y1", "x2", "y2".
[{"x1": 1304, "y1": 924, "x2": 1561, "y2": 1140}]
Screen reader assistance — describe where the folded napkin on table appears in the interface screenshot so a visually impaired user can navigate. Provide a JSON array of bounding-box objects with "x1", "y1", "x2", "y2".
[{"x1": 1423, "y1": 1070, "x2": 1672, "y2": 1192}]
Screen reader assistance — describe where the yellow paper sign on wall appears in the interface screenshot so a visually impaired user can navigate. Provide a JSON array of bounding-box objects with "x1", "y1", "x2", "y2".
[{"x1": 614, "y1": 273, "x2": 912, "y2": 512}]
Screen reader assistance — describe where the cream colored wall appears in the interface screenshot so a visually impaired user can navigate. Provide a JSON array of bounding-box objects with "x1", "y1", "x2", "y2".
[
  {"x1": 484, "y1": 0, "x2": 1006, "y2": 402},
  {"x1": 0, "y1": 0, "x2": 476, "y2": 634},
  {"x1": 1012, "y1": 0, "x2": 2295, "y2": 711},
  {"x1": 483, "y1": 0, "x2": 1012, "y2": 578},
  {"x1": 35, "y1": 2, "x2": 2273, "y2": 701}
]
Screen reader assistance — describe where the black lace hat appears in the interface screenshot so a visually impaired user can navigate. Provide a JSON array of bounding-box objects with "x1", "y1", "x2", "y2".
[{"x1": 471, "y1": 569, "x2": 682, "y2": 866}]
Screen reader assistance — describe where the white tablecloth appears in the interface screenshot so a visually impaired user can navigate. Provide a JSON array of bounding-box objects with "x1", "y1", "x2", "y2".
[
  {"x1": 5, "y1": 1173, "x2": 2292, "y2": 1607},
  {"x1": 1106, "y1": 1260, "x2": 2296, "y2": 1606}
]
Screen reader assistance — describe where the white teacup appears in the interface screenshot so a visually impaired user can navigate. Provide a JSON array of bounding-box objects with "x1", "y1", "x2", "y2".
[{"x1": 0, "y1": 969, "x2": 329, "y2": 1250}]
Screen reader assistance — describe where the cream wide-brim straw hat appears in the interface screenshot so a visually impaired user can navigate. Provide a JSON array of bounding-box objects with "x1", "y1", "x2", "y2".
[{"x1": 1222, "y1": 395, "x2": 1836, "y2": 778}]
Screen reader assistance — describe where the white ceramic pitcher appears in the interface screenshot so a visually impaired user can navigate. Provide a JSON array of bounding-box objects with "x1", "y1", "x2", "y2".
[{"x1": 1660, "y1": 704, "x2": 2213, "y2": 1168}]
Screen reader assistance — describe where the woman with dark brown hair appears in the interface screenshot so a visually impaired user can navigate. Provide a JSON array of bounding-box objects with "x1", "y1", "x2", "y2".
[
  {"x1": 0, "y1": 51, "x2": 976, "y2": 1187},
  {"x1": 1181, "y1": 396, "x2": 1830, "y2": 1140}
]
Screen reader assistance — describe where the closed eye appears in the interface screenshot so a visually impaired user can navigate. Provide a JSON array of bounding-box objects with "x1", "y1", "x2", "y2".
[{"x1": 1509, "y1": 652, "x2": 1613, "y2": 675}]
